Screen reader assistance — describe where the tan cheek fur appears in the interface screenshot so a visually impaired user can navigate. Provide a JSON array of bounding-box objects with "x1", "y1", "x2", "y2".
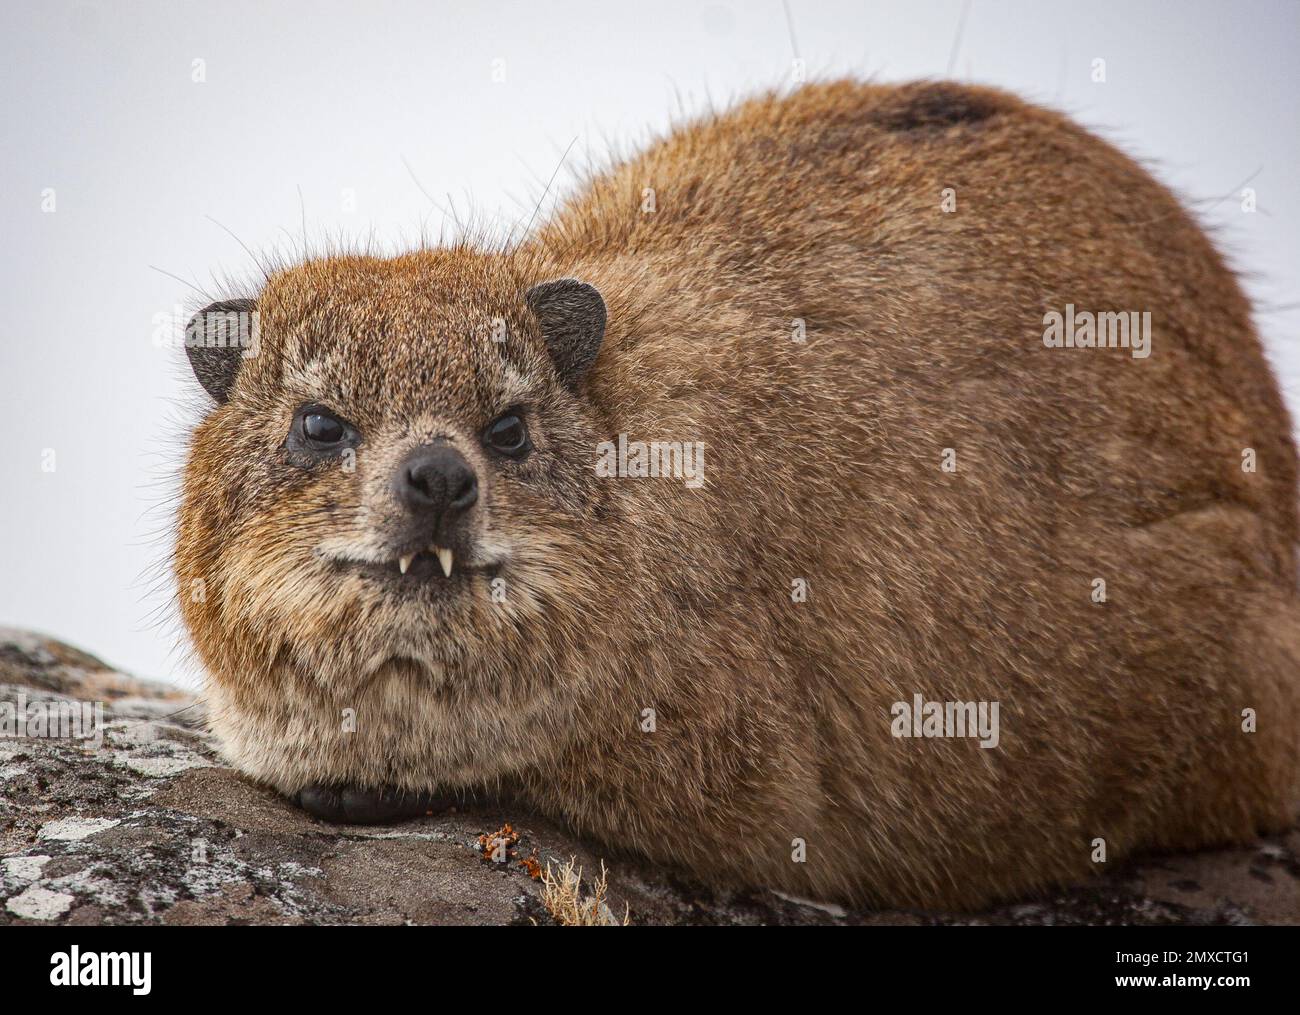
[{"x1": 176, "y1": 80, "x2": 1300, "y2": 909}]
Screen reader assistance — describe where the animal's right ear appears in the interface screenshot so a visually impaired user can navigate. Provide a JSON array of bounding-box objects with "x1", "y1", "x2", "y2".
[
  {"x1": 525, "y1": 279, "x2": 606, "y2": 389},
  {"x1": 185, "y1": 298, "x2": 257, "y2": 403}
]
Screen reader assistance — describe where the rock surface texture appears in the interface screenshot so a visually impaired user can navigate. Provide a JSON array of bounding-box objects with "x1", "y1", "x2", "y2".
[{"x1": 2, "y1": 628, "x2": 1297, "y2": 925}]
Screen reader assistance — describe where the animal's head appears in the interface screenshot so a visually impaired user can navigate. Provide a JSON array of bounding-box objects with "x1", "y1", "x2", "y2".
[{"x1": 175, "y1": 250, "x2": 614, "y2": 691}]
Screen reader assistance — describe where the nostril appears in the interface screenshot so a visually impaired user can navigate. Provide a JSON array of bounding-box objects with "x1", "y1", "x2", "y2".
[
  {"x1": 406, "y1": 464, "x2": 447, "y2": 505},
  {"x1": 449, "y1": 471, "x2": 478, "y2": 511}
]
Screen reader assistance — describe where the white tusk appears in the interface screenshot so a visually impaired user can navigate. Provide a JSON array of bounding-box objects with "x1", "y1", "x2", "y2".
[
  {"x1": 398, "y1": 554, "x2": 414, "y2": 575},
  {"x1": 436, "y1": 546, "x2": 454, "y2": 578}
]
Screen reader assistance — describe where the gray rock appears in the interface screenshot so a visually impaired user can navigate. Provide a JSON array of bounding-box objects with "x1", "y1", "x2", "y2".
[{"x1": 2, "y1": 628, "x2": 1297, "y2": 925}]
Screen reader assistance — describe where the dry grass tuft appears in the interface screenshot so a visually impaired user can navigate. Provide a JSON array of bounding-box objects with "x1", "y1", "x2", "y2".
[{"x1": 540, "y1": 857, "x2": 630, "y2": 926}]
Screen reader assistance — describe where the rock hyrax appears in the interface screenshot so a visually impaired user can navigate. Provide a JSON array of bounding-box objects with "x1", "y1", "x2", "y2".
[{"x1": 175, "y1": 80, "x2": 1300, "y2": 909}]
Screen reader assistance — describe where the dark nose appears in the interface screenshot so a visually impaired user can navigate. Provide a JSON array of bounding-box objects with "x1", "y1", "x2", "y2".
[{"x1": 393, "y1": 444, "x2": 478, "y2": 530}]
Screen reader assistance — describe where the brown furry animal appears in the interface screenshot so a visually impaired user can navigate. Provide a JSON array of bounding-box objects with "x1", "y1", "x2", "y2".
[{"x1": 175, "y1": 80, "x2": 1300, "y2": 910}]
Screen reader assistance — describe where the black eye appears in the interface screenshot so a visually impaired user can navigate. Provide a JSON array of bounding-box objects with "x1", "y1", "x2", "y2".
[
  {"x1": 304, "y1": 412, "x2": 346, "y2": 445},
  {"x1": 484, "y1": 413, "x2": 529, "y2": 457},
  {"x1": 292, "y1": 407, "x2": 356, "y2": 453}
]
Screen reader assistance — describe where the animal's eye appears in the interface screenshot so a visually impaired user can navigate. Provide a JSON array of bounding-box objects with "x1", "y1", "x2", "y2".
[
  {"x1": 483, "y1": 413, "x2": 530, "y2": 457},
  {"x1": 303, "y1": 412, "x2": 345, "y2": 445},
  {"x1": 290, "y1": 406, "x2": 358, "y2": 453}
]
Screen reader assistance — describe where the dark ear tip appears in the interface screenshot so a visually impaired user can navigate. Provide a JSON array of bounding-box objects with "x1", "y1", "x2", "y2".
[
  {"x1": 525, "y1": 278, "x2": 605, "y2": 315},
  {"x1": 200, "y1": 297, "x2": 257, "y2": 314}
]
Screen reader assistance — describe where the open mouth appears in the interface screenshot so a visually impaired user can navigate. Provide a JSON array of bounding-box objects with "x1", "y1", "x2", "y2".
[
  {"x1": 402, "y1": 545, "x2": 454, "y2": 578},
  {"x1": 334, "y1": 545, "x2": 498, "y2": 585}
]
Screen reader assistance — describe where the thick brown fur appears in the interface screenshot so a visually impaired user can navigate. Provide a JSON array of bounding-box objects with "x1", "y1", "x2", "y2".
[{"x1": 175, "y1": 80, "x2": 1300, "y2": 909}]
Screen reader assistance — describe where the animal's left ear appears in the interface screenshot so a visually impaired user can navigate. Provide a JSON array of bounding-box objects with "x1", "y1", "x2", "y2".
[
  {"x1": 525, "y1": 279, "x2": 606, "y2": 388},
  {"x1": 185, "y1": 298, "x2": 257, "y2": 403}
]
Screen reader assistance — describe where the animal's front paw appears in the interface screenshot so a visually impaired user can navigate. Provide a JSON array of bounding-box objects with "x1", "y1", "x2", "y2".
[{"x1": 295, "y1": 783, "x2": 455, "y2": 825}]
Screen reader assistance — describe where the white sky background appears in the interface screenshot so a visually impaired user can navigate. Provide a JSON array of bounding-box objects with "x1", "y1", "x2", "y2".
[{"x1": 1, "y1": 0, "x2": 1297, "y2": 687}]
